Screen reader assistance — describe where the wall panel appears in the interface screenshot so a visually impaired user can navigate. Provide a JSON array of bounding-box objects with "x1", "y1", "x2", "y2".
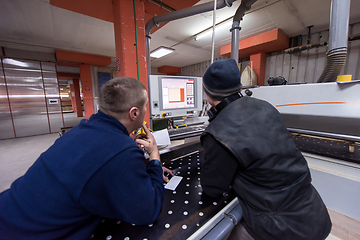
[
  {"x1": 268, "y1": 53, "x2": 277, "y2": 79},
  {"x1": 289, "y1": 52, "x2": 300, "y2": 83},
  {"x1": 275, "y1": 53, "x2": 284, "y2": 77},
  {"x1": 346, "y1": 40, "x2": 360, "y2": 79},
  {"x1": 313, "y1": 46, "x2": 327, "y2": 82},
  {"x1": 297, "y1": 51, "x2": 307, "y2": 83},
  {"x1": 240, "y1": 59, "x2": 250, "y2": 74},
  {"x1": 264, "y1": 54, "x2": 272, "y2": 86},
  {"x1": 3, "y1": 58, "x2": 50, "y2": 137},
  {"x1": 304, "y1": 34, "x2": 319, "y2": 83},
  {"x1": 41, "y1": 62, "x2": 63, "y2": 133},
  {"x1": 282, "y1": 53, "x2": 291, "y2": 83},
  {"x1": 0, "y1": 59, "x2": 15, "y2": 140},
  {"x1": 181, "y1": 57, "x2": 226, "y2": 77}
]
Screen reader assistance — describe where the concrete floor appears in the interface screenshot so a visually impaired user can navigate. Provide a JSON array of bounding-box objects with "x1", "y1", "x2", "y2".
[
  {"x1": 0, "y1": 111, "x2": 84, "y2": 140},
  {"x1": 0, "y1": 111, "x2": 84, "y2": 191},
  {"x1": 0, "y1": 133, "x2": 59, "y2": 192},
  {"x1": 63, "y1": 111, "x2": 85, "y2": 128}
]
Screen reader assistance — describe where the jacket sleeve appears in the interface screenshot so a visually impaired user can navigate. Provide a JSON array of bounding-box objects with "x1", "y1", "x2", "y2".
[
  {"x1": 201, "y1": 134, "x2": 239, "y2": 198},
  {"x1": 79, "y1": 146, "x2": 164, "y2": 225}
]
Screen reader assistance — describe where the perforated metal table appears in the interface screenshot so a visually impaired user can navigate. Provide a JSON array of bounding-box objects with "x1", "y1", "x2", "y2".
[{"x1": 91, "y1": 150, "x2": 237, "y2": 240}]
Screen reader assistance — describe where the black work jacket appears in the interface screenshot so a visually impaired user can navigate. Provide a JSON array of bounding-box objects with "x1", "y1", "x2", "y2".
[{"x1": 200, "y1": 96, "x2": 331, "y2": 240}]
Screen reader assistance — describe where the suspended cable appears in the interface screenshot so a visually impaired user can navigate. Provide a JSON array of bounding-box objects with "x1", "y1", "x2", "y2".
[{"x1": 211, "y1": 0, "x2": 217, "y2": 64}]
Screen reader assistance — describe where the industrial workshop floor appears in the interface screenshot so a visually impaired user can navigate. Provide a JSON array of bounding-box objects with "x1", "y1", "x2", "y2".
[
  {"x1": 0, "y1": 133, "x2": 59, "y2": 192},
  {"x1": 0, "y1": 133, "x2": 346, "y2": 240}
]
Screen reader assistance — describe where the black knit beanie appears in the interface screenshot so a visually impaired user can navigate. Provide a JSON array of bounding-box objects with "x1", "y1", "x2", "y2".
[{"x1": 203, "y1": 59, "x2": 242, "y2": 100}]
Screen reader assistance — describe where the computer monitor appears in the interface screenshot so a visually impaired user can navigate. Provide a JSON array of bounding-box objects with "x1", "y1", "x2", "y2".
[{"x1": 149, "y1": 75, "x2": 203, "y2": 120}]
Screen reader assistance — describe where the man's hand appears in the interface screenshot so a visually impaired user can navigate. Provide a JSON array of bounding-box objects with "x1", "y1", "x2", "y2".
[
  {"x1": 162, "y1": 167, "x2": 174, "y2": 183},
  {"x1": 135, "y1": 123, "x2": 160, "y2": 161}
]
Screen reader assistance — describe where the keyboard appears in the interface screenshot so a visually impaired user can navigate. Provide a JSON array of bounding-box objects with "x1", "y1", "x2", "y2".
[{"x1": 168, "y1": 125, "x2": 207, "y2": 140}]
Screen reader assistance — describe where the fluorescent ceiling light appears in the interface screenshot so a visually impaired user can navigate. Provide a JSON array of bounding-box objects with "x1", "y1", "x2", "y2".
[
  {"x1": 150, "y1": 46, "x2": 174, "y2": 58},
  {"x1": 195, "y1": 31, "x2": 213, "y2": 41},
  {"x1": 195, "y1": 21, "x2": 232, "y2": 41}
]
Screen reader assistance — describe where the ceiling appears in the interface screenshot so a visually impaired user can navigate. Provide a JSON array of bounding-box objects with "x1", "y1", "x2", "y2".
[{"x1": 0, "y1": 0, "x2": 360, "y2": 70}]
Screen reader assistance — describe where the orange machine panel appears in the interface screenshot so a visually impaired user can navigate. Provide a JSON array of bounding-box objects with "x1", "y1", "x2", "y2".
[{"x1": 220, "y1": 29, "x2": 289, "y2": 59}]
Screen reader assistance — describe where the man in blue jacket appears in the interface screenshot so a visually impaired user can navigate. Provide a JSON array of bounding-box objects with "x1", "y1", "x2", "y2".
[{"x1": 0, "y1": 77, "x2": 168, "y2": 239}]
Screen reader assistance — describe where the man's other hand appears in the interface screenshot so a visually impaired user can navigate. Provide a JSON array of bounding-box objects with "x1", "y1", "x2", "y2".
[{"x1": 162, "y1": 167, "x2": 174, "y2": 183}]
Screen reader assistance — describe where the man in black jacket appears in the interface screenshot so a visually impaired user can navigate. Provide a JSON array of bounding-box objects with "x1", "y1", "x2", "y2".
[{"x1": 200, "y1": 59, "x2": 332, "y2": 240}]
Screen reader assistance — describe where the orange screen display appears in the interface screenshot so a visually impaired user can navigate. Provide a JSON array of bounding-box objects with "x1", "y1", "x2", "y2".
[{"x1": 168, "y1": 88, "x2": 185, "y2": 103}]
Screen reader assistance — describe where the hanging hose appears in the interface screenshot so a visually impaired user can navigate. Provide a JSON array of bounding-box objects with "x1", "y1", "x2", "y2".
[
  {"x1": 133, "y1": 0, "x2": 140, "y2": 81},
  {"x1": 317, "y1": 49, "x2": 347, "y2": 82}
]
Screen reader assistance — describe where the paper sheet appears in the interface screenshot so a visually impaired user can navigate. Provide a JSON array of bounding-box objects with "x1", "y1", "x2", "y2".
[
  {"x1": 152, "y1": 128, "x2": 171, "y2": 146},
  {"x1": 164, "y1": 176, "x2": 183, "y2": 191}
]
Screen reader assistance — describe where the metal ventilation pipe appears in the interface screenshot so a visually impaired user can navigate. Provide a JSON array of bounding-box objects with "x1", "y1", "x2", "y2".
[
  {"x1": 317, "y1": 0, "x2": 351, "y2": 83},
  {"x1": 145, "y1": 0, "x2": 237, "y2": 76},
  {"x1": 231, "y1": 0, "x2": 257, "y2": 63}
]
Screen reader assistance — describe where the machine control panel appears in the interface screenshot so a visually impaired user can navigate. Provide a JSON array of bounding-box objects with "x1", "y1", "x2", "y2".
[{"x1": 153, "y1": 111, "x2": 198, "y2": 119}]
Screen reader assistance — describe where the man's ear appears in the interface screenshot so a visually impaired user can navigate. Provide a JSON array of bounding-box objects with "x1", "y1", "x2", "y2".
[{"x1": 129, "y1": 107, "x2": 138, "y2": 121}]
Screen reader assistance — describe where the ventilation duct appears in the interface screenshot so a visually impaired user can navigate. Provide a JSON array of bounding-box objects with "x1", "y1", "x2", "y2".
[
  {"x1": 317, "y1": 0, "x2": 351, "y2": 83},
  {"x1": 230, "y1": 0, "x2": 257, "y2": 63},
  {"x1": 145, "y1": 0, "x2": 237, "y2": 76}
]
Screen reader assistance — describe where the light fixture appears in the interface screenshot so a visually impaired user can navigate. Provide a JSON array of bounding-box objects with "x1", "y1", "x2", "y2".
[
  {"x1": 195, "y1": 21, "x2": 232, "y2": 41},
  {"x1": 150, "y1": 46, "x2": 175, "y2": 58}
]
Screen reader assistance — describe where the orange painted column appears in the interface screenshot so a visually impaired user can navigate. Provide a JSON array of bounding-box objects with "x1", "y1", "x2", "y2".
[
  {"x1": 113, "y1": 0, "x2": 150, "y2": 125},
  {"x1": 69, "y1": 84, "x2": 77, "y2": 112},
  {"x1": 72, "y1": 78, "x2": 83, "y2": 117},
  {"x1": 79, "y1": 64, "x2": 94, "y2": 119},
  {"x1": 250, "y1": 52, "x2": 267, "y2": 86}
]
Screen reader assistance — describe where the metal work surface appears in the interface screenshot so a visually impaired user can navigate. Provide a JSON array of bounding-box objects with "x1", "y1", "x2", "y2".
[{"x1": 91, "y1": 151, "x2": 236, "y2": 240}]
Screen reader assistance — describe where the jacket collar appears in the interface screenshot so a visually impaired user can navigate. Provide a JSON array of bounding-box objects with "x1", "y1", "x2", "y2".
[{"x1": 90, "y1": 110, "x2": 129, "y2": 135}]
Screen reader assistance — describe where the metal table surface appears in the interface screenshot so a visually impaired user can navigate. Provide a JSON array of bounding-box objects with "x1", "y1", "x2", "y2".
[{"x1": 91, "y1": 150, "x2": 236, "y2": 240}]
